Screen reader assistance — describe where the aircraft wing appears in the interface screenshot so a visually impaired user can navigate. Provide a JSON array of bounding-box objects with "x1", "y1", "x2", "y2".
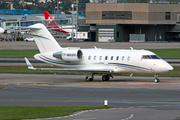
[{"x1": 24, "y1": 57, "x2": 114, "y2": 73}]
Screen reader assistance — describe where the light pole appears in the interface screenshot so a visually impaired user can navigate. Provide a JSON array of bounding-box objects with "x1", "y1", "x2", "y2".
[
  {"x1": 76, "y1": 0, "x2": 78, "y2": 39},
  {"x1": 71, "y1": 4, "x2": 77, "y2": 42},
  {"x1": 71, "y1": 4, "x2": 74, "y2": 42},
  {"x1": 17, "y1": 18, "x2": 21, "y2": 33},
  {"x1": 57, "y1": 0, "x2": 59, "y2": 19}
]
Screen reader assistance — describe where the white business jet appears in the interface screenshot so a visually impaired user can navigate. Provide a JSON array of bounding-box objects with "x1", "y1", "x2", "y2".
[{"x1": 24, "y1": 23, "x2": 173, "y2": 83}]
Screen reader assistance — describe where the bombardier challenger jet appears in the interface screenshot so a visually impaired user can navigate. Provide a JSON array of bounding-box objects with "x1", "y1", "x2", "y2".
[{"x1": 25, "y1": 23, "x2": 173, "y2": 83}]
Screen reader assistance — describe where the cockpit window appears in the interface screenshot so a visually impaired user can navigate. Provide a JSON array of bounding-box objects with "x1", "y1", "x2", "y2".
[
  {"x1": 142, "y1": 55, "x2": 151, "y2": 59},
  {"x1": 150, "y1": 55, "x2": 160, "y2": 59},
  {"x1": 142, "y1": 55, "x2": 161, "y2": 59}
]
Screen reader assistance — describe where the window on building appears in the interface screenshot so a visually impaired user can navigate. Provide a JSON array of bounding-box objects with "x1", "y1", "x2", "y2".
[
  {"x1": 102, "y1": 11, "x2": 132, "y2": 20},
  {"x1": 102, "y1": 11, "x2": 109, "y2": 19},
  {"x1": 165, "y1": 12, "x2": 171, "y2": 20}
]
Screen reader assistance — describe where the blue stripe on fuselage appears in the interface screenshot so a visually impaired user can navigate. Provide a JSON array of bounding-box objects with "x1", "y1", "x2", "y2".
[
  {"x1": 37, "y1": 55, "x2": 150, "y2": 72},
  {"x1": 32, "y1": 34, "x2": 50, "y2": 40}
]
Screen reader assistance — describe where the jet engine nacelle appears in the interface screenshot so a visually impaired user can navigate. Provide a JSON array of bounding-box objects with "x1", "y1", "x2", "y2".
[{"x1": 53, "y1": 49, "x2": 83, "y2": 62}]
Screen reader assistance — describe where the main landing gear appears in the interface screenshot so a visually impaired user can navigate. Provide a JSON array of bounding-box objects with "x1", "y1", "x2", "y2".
[
  {"x1": 85, "y1": 73, "x2": 113, "y2": 82},
  {"x1": 102, "y1": 74, "x2": 113, "y2": 81},
  {"x1": 154, "y1": 74, "x2": 160, "y2": 83}
]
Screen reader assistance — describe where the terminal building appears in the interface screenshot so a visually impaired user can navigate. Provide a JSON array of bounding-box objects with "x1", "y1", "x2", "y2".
[{"x1": 85, "y1": 3, "x2": 180, "y2": 42}]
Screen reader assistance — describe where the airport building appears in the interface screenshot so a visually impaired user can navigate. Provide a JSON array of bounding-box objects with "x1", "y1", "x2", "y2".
[
  {"x1": 85, "y1": 3, "x2": 180, "y2": 42},
  {"x1": 0, "y1": 11, "x2": 76, "y2": 32}
]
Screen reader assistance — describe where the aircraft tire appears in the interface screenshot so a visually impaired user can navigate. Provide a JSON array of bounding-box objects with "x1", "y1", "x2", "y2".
[
  {"x1": 89, "y1": 78, "x2": 93, "y2": 81},
  {"x1": 154, "y1": 78, "x2": 160, "y2": 83},
  {"x1": 85, "y1": 77, "x2": 93, "y2": 82},
  {"x1": 102, "y1": 75, "x2": 110, "y2": 81},
  {"x1": 85, "y1": 77, "x2": 89, "y2": 81}
]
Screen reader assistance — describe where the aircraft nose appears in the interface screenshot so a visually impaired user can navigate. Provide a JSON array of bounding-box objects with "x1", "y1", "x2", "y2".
[
  {"x1": 163, "y1": 62, "x2": 173, "y2": 71},
  {"x1": 167, "y1": 65, "x2": 173, "y2": 71}
]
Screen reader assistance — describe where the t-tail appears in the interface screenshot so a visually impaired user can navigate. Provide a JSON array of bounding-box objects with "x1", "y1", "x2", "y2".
[
  {"x1": 43, "y1": 11, "x2": 68, "y2": 33},
  {"x1": 29, "y1": 23, "x2": 61, "y2": 53}
]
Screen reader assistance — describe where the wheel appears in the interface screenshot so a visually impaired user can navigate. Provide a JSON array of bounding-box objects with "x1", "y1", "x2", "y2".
[
  {"x1": 89, "y1": 78, "x2": 94, "y2": 81},
  {"x1": 85, "y1": 77, "x2": 89, "y2": 81},
  {"x1": 102, "y1": 75, "x2": 110, "y2": 81},
  {"x1": 106, "y1": 75, "x2": 110, "y2": 81},
  {"x1": 102, "y1": 75, "x2": 107, "y2": 81},
  {"x1": 154, "y1": 78, "x2": 160, "y2": 83}
]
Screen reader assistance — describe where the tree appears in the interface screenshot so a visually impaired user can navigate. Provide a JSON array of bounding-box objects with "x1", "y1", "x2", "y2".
[
  {"x1": 78, "y1": 0, "x2": 89, "y2": 14},
  {"x1": 0, "y1": 3, "x2": 8, "y2": 9},
  {"x1": 63, "y1": 0, "x2": 72, "y2": 11}
]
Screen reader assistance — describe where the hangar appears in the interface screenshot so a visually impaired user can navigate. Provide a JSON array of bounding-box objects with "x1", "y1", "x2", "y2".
[{"x1": 85, "y1": 3, "x2": 180, "y2": 42}]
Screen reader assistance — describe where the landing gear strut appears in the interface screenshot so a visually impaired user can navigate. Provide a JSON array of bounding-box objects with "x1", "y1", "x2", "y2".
[
  {"x1": 102, "y1": 74, "x2": 113, "y2": 81},
  {"x1": 85, "y1": 73, "x2": 95, "y2": 82},
  {"x1": 154, "y1": 74, "x2": 160, "y2": 83}
]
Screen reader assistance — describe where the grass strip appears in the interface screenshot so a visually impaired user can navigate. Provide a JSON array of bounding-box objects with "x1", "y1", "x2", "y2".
[
  {"x1": 147, "y1": 48, "x2": 180, "y2": 59},
  {"x1": 0, "y1": 106, "x2": 111, "y2": 120},
  {"x1": 0, "y1": 66, "x2": 180, "y2": 77},
  {"x1": 0, "y1": 66, "x2": 77, "y2": 74},
  {"x1": 0, "y1": 49, "x2": 180, "y2": 58},
  {"x1": 0, "y1": 50, "x2": 39, "y2": 58}
]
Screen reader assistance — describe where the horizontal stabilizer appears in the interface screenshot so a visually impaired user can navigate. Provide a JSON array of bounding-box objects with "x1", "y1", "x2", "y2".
[{"x1": 24, "y1": 57, "x2": 36, "y2": 70}]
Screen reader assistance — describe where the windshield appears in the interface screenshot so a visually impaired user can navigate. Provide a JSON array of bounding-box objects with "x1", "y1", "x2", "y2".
[{"x1": 142, "y1": 55, "x2": 160, "y2": 59}]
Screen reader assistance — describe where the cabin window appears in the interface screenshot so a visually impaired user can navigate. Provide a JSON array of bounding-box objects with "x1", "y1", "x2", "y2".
[
  {"x1": 88, "y1": 56, "x2": 91, "y2": 60},
  {"x1": 111, "y1": 56, "x2": 113, "y2": 60},
  {"x1": 94, "y1": 56, "x2": 96, "y2": 60},
  {"x1": 122, "y1": 56, "x2": 124, "y2": 61},
  {"x1": 116, "y1": 56, "x2": 119, "y2": 60},
  {"x1": 105, "y1": 56, "x2": 108, "y2": 60},
  {"x1": 99, "y1": 56, "x2": 102, "y2": 60},
  {"x1": 127, "y1": 56, "x2": 130, "y2": 61}
]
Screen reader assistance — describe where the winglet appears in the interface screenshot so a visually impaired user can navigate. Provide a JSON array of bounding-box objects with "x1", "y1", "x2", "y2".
[
  {"x1": 130, "y1": 46, "x2": 134, "y2": 50},
  {"x1": 24, "y1": 57, "x2": 36, "y2": 70}
]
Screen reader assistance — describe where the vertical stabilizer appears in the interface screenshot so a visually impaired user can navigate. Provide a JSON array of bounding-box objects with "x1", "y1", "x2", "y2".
[
  {"x1": 43, "y1": 11, "x2": 68, "y2": 33},
  {"x1": 29, "y1": 23, "x2": 61, "y2": 53}
]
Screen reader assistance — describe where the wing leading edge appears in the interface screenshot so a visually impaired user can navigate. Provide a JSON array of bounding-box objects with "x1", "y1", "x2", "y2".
[{"x1": 24, "y1": 57, "x2": 114, "y2": 73}]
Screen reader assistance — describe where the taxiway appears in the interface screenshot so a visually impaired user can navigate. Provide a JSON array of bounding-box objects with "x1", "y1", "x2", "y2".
[{"x1": 0, "y1": 74, "x2": 180, "y2": 120}]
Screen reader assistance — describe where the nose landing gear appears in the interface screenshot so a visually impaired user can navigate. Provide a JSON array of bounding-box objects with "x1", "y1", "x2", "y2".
[{"x1": 154, "y1": 74, "x2": 160, "y2": 83}]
